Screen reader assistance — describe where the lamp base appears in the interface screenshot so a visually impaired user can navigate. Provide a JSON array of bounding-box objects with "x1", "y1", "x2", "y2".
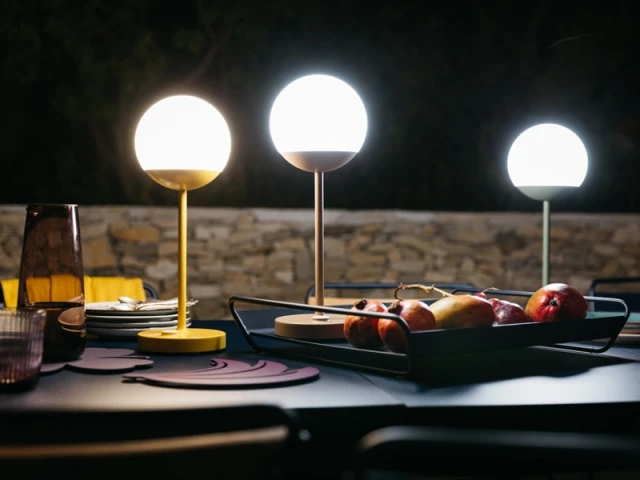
[
  {"x1": 137, "y1": 327, "x2": 226, "y2": 354},
  {"x1": 274, "y1": 313, "x2": 347, "y2": 340}
]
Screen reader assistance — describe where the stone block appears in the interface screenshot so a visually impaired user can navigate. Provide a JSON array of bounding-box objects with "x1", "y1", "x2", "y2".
[
  {"x1": 459, "y1": 256, "x2": 476, "y2": 273},
  {"x1": 275, "y1": 237, "x2": 307, "y2": 251},
  {"x1": 82, "y1": 222, "x2": 108, "y2": 239},
  {"x1": 197, "y1": 259, "x2": 225, "y2": 280},
  {"x1": 150, "y1": 210, "x2": 177, "y2": 229},
  {"x1": 398, "y1": 247, "x2": 421, "y2": 260},
  {"x1": 243, "y1": 254, "x2": 267, "y2": 272},
  {"x1": 345, "y1": 266, "x2": 385, "y2": 282},
  {"x1": 295, "y1": 249, "x2": 313, "y2": 281},
  {"x1": 121, "y1": 265, "x2": 145, "y2": 277},
  {"x1": 368, "y1": 242, "x2": 394, "y2": 253},
  {"x1": 2, "y1": 236, "x2": 21, "y2": 254},
  {"x1": 158, "y1": 242, "x2": 178, "y2": 256},
  {"x1": 190, "y1": 284, "x2": 222, "y2": 300},
  {"x1": 611, "y1": 225, "x2": 640, "y2": 244},
  {"x1": 346, "y1": 235, "x2": 372, "y2": 252},
  {"x1": 390, "y1": 259, "x2": 425, "y2": 274},
  {"x1": 387, "y1": 249, "x2": 402, "y2": 263},
  {"x1": 145, "y1": 259, "x2": 178, "y2": 281},
  {"x1": 83, "y1": 236, "x2": 117, "y2": 269},
  {"x1": 349, "y1": 252, "x2": 386, "y2": 266},
  {"x1": 163, "y1": 229, "x2": 178, "y2": 239},
  {"x1": 324, "y1": 237, "x2": 346, "y2": 257},
  {"x1": 273, "y1": 270, "x2": 294, "y2": 284},
  {"x1": 422, "y1": 269, "x2": 458, "y2": 283},
  {"x1": 229, "y1": 231, "x2": 262, "y2": 245},
  {"x1": 394, "y1": 235, "x2": 428, "y2": 252},
  {"x1": 111, "y1": 226, "x2": 160, "y2": 243}
]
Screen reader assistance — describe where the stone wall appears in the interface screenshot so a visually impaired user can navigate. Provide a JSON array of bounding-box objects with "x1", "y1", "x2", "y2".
[{"x1": 1, "y1": 205, "x2": 638, "y2": 319}]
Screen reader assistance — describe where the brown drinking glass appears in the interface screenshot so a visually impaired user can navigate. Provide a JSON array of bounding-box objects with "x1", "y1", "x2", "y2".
[{"x1": 17, "y1": 204, "x2": 86, "y2": 362}]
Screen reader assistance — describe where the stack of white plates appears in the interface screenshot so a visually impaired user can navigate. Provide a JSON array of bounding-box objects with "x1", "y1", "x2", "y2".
[{"x1": 85, "y1": 302, "x2": 192, "y2": 338}]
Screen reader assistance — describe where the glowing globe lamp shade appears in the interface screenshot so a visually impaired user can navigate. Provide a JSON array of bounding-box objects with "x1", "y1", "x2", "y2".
[
  {"x1": 269, "y1": 74, "x2": 368, "y2": 172},
  {"x1": 134, "y1": 95, "x2": 231, "y2": 190},
  {"x1": 507, "y1": 123, "x2": 588, "y2": 287},
  {"x1": 507, "y1": 123, "x2": 588, "y2": 201}
]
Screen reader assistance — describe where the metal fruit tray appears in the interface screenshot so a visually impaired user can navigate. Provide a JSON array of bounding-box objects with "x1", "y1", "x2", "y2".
[{"x1": 228, "y1": 286, "x2": 630, "y2": 377}]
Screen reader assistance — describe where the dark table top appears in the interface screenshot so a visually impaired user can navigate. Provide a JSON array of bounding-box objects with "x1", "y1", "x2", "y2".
[
  {"x1": 0, "y1": 320, "x2": 400, "y2": 413},
  {"x1": 364, "y1": 344, "x2": 640, "y2": 407},
  {"x1": 2, "y1": 316, "x2": 640, "y2": 434}
]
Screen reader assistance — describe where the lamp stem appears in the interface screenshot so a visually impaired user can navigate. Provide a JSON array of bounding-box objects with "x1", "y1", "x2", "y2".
[
  {"x1": 313, "y1": 171, "x2": 329, "y2": 320},
  {"x1": 542, "y1": 200, "x2": 550, "y2": 286},
  {"x1": 178, "y1": 188, "x2": 188, "y2": 331}
]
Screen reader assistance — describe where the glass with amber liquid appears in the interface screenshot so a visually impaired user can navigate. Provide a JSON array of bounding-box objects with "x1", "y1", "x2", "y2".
[{"x1": 17, "y1": 204, "x2": 86, "y2": 362}]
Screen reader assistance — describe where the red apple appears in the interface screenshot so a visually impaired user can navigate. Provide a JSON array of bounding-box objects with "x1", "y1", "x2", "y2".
[
  {"x1": 489, "y1": 298, "x2": 533, "y2": 325},
  {"x1": 475, "y1": 291, "x2": 488, "y2": 299},
  {"x1": 378, "y1": 299, "x2": 436, "y2": 353},
  {"x1": 525, "y1": 283, "x2": 588, "y2": 323},
  {"x1": 343, "y1": 299, "x2": 386, "y2": 349}
]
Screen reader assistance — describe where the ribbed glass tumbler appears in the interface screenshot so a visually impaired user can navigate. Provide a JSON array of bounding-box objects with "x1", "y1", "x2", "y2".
[{"x1": 0, "y1": 309, "x2": 46, "y2": 392}]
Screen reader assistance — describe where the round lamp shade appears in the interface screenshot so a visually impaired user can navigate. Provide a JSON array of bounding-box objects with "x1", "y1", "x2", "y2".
[
  {"x1": 507, "y1": 123, "x2": 588, "y2": 201},
  {"x1": 269, "y1": 74, "x2": 367, "y2": 172},
  {"x1": 134, "y1": 95, "x2": 231, "y2": 190}
]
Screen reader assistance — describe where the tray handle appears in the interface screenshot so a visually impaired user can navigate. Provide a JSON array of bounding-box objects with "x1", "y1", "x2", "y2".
[{"x1": 228, "y1": 295, "x2": 417, "y2": 375}]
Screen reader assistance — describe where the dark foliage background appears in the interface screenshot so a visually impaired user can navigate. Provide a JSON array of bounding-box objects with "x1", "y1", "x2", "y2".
[{"x1": 1, "y1": 0, "x2": 638, "y2": 212}]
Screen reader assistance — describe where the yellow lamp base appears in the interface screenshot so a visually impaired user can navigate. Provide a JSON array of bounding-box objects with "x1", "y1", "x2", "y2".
[
  {"x1": 137, "y1": 327, "x2": 226, "y2": 354},
  {"x1": 274, "y1": 313, "x2": 347, "y2": 340}
]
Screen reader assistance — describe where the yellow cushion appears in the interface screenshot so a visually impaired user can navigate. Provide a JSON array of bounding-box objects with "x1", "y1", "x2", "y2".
[
  {"x1": 0, "y1": 278, "x2": 18, "y2": 309},
  {"x1": 51, "y1": 274, "x2": 83, "y2": 302},
  {"x1": 1, "y1": 276, "x2": 147, "y2": 308},
  {"x1": 85, "y1": 276, "x2": 146, "y2": 303}
]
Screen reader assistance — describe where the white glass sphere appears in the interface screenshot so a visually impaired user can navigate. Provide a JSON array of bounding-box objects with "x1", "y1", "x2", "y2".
[
  {"x1": 134, "y1": 95, "x2": 231, "y2": 190},
  {"x1": 507, "y1": 123, "x2": 588, "y2": 189},
  {"x1": 269, "y1": 74, "x2": 367, "y2": 172}
]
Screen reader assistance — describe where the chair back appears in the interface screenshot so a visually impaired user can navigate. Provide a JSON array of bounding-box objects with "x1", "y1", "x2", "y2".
[
  {"x1": 588, "y1": 277, "x2": 640, "y2": 312},
  {"x1": 0, "y1": 404, "x2": 306, "y2": 480},
  {"x1": 350, "y1": 425, "x2": 640, "y2": 479}
]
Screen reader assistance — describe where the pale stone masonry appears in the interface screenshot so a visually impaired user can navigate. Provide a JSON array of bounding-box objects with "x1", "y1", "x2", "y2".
[{"x1": 0, "y1": 205, "x2": 638, "y2": 319}]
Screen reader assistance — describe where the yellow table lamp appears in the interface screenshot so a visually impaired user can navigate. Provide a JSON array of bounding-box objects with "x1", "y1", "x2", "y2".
[{"x1": 133, "y1": 95, "x2": 230, "y2": 353}]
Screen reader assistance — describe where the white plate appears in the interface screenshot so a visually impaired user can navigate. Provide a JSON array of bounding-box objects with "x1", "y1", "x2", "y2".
[
  {"x1": 86, "y1": 318, "x2": 190, "y2": 329},
  {"x1": 86, "y1": 312, "x2": 180, "y2": 322},
  {"x1": 87, "y1": 323, "x2": 193, "y2": 338},
  {"x1": 86, "y1": 302, "x2": 178, "y2": 316}
]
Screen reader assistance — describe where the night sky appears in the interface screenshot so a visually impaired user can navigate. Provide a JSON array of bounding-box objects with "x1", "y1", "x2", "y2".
[{"x1": 1, "y1": 1, "x2": 638, "y2": 212}]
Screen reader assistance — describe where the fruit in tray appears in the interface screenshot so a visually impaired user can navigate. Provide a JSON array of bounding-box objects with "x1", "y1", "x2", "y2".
[
  {"x1": 342, "y1": 282, "x2": 588, "y2": 351},
  {"x1": 429, "y1": 293, "x2": 495, "y2": 329},
  {"x1": 474, "y1": 290, "x2": 532, "y2": 325},
  {"x1": 525, "y1": 283, "x2": 588, "y2": 322},
  {"x1": 488, "y1": 298, "x2": 532, "y2": 325},
  {"x1": 343, "y1": 299, "x2": 386, "y2": 349},
  {"x1": 393, "y1": 283, "x2": 495, "y2": 330},
  {"x1": 393, "y1": 283, "x2": 495, "y2": 329},
  {"x1": 378, "y1": 299, "x2": 436, "y2": 353}
]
